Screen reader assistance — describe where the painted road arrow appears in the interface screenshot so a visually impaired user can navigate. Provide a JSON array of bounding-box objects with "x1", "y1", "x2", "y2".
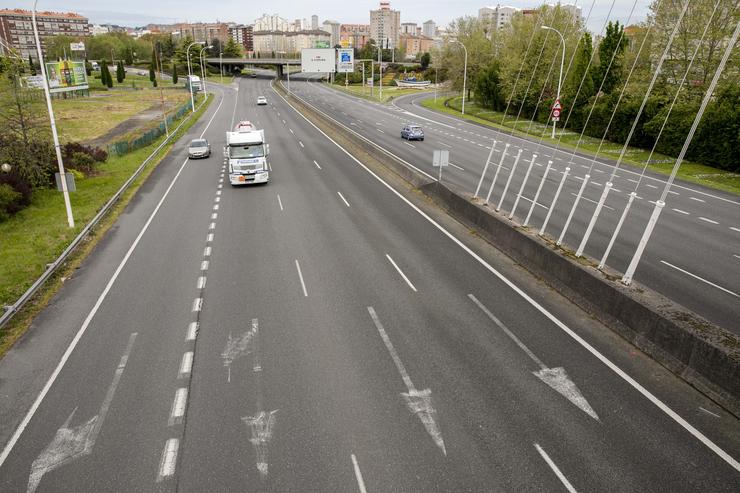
[
  {"x1": 368, "y1": 307, "x2": 447, "y2": 455},
  {"x1": 222, "y1": 319, "x2": 259, "y2": 381},
  {"x1": 27, "y1": 333, "x2": 137, "y2": 492},
  {"x1": 468, "y1": 294, "x2": 599, "y2": 421}
]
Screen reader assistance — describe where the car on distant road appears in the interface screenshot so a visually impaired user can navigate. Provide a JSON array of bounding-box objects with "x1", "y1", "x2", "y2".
[
  {"x1": 257, "y1": 96, "x2": 267, "y2": 105},
  {"x1": 188, "y1": 138, "x2": 211, "y2": 159},
  {"x1": 250, "y1": 73, "x2": 257, "y2": 78},
  {"x1": 401, "y1": 124, "x2": 424, "y2": 141}
]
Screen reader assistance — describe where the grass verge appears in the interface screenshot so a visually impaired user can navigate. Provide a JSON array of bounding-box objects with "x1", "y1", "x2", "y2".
[
  {"x1": 421, "y1": 96, "x2": 740, "y2": 196},
  {"x1": 0, "y1": 93, "x2": 213, "y2": 358},
  {"x1": 327, "y1": 82, "x2": 433, "y2": 104}
]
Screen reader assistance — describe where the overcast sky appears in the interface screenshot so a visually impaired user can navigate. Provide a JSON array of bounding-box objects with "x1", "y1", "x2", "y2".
[{"x1": 0, "y1": 1, "x2": 651, "y2": 33}]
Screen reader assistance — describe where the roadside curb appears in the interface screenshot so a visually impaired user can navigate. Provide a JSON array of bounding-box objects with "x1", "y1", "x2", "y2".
[{"x1": 277, "y1": 80, "x2": 740, "y2": 418}]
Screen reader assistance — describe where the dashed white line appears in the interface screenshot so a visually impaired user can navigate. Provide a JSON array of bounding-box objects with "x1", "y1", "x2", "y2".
[
  {"x1": 200, "y1": 260, "x2": 209, "y2": 271},
  {"x1": 699, "y1": 217, "x2": 719, "y2": 225},
  {"x1": 660, "y1": 260, "x2": 739, "y2": 298},
  {"x1": 157, "y1": 439, "x2": 179, "y2": 482},
  {"x1": 168, "y1": 388, "x2": 188, "y2": 425},
  {"x1": 213, "y1": 204, "x2": 219, "y2": 210},
  {"x1": 385, "y1": 254, "x2": 417, "y2": 292},
  {"x1": 277, "y1": 194, "x2": 284, "y2": 211},
  {"x1": 337, "y1": 191, "x2": 351, "y2": 207},
  {"x1": 404, "y1": 142, "x2": 416, "y2": 148},
  {"x1": 211, "y1": 213, "x2": 218, "y2": 220},
  {"x1": 186, "y1": 322, "x2": 198, "y2": 341},
  {"x1": 207, "y1": 233, "x2": 214, "y2": 242},
  {"x1": 672, "y1": 208, "x2": 690, "y2": 215},
  {"x1": 204, "y1": 246, "x2": 212, "y2": 257},
  {"x1": 438, "y1": 142, "x2": 452, "y2": 148},
  {"x1": 209, "y1": 222, "x2": 216, "y2": 230},
  {"x1": 449, "y1": 162, "x2": 465, "y2": 171},
  {"x1": 377, "y1": 128, "x2": 385, "y2": 133},
  {"x1": 289, "y1": 128, "x2": 294, "y2": 134},
  {"x1": 731, "y1": 227, "x2": 740, "y2": 233},
  {"x1": 192, "y1": 298, "x2": 203, "y2": 312},
  {"x1": 351, "y1": 454, "x2": 368, "y2": 493},
  {"x1": 295, "y1": 259, "x2": 308, "y2": 297},
  {"x1": 299, "y1": 141, "x2": 305, "y2": 148},
  {"x1": 197, "y1": 276, "x2": 207, "y2": 289},
  {"x1": 179, "y1": 352, "x2": 193, "y2": 377},
  {"x1": 313, "y1": 160, "x2": 322, "y2": 169},
  {"x1": 535, "y1": 443, "x2": 577, "y2": 493}
]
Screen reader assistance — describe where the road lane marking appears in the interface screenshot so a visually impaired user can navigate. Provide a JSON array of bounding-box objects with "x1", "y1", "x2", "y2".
[
  {"x1": 535, "y1": 443, "x2": 577, "y2": 493},
  {"x1": 289, "y1": 128, "x2": 294, "y2": 134},
  {"x1": 377, "y1": 128, "x2": 385, "y2": 133},
  {"x1": 449, "y1": 162, "x2": 465, "y2": 171},
  {"x1": 192, "y1": 298, "x2": 203, "y2": 312},
  {"x1": 734, "y1": 254, "x2": 740, "y2": 260},
  {"x1": 0, "y1": 91, "x2": 227, "y2": 469},
  {"x1": 730, "y1": 227, "x2": 740, "y2": 233},
  {"x1": 277, "y1": 194, "x2": 284, "y2": 211},
  {"x1": 207, "y1": 233, "x2": 214, "y2": 242},
  {"x1": 660, "y1": 260, "x2": 739, "y2": 298},
  {"x1": 438, "y1": 142, "x2": 452, "y2": 148},
  {"x1": 314, "y1": 160, "x2": 322, "y2": 169},
  {"x1": 197, "y1": 276, "x2": 206, "y2": 289},
  {"x1": 156, "y1": 438, "x2": 179, "y2": 481},
  {"x1": 351, "y1": 454, "x2": 368, "y2": 493},
  {"x1": 299, "y1": 140, "x2": 305, "y2": 147},
  {"x1": 200, "y1": 260, "x2": 209, "y2": 271},
  {"x1": 204, "y1": 246, "x2": 212, "y2": 256},
  {"x1": 672, "y1": 208, "x2": 690, "y2": 215},
  {"x1": 209, "y1": 222, "x2": 216, "y2": 229},
  {"x1": 570, "y1": 193, "x2": 614, "y2": 210},
  {"x1": 404, "y1": 142, "x2": 416, "y2": 148},
  {"x1": 178, "y1": 352, "x2": 193, "y2": 378},
  {"x1": 186, "y1": 322, "x2": 198, "y2": 341},
  {"x1": 295, "y1": 259, "x2": 308, "y2": 297},
  {"x1": 690, "y1": 197, "x2": 706, "y2": 203},
  {"x1": 273, "y1": 82, "x2": 740, "y2": 471},
  {"x1": 213, "y1": 204, "x2": 219, "y2": 210},
  {"x1": 211, "y1": 213, "x2": 218, "y2": 220},
  {"x1": 699, "y1": 407, "x2": 721, "y2": 418},
  {"x1": 699, "y1": 217, "x2": 719, "y2": 225},
  {"x1": 385, "y1": 254, "x2": 417, "y2": 292},
  {"x1": 337, "y1": 191, "x2": 351, "y2": 207},
  {"x1": 168, "y1": 388, "x2": 188, "y2": 425}
]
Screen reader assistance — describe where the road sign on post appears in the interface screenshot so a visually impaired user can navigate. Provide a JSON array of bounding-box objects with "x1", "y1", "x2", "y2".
[
  {"x1": 433, "y1": 149, "x2": 449, "y2": 182},
  {"x1": 552, "y1": 99, "x2": 562, "y2": 121}
]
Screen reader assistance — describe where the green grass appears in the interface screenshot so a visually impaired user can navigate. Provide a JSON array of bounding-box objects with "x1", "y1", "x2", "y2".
[
  {"x1": 0, "y1": 93, "x2": 213, "y2": 357},
  {"x1": 422, "y1": 96, "x2": 740, "y2": 196},
  {"x1": 327, "y1": 82, "x2": 433, "y2": 103}
]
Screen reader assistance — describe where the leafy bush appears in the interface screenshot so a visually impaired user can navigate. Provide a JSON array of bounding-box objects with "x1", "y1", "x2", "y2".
[
  {"x1": 62, "y1": 142, "x2": 108, "y2": 171},
  {"x1": 0, "y1": 172, "x2": 32, "y2": 212},
  {"x1": 0, "y1": 183, "x2": 21, "y2": 222}
]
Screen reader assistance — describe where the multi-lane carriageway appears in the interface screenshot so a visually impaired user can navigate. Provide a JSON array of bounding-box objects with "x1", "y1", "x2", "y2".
[
  {"x1": 289, "y1": 76, "x2": 740, "y2": 335},
  {"x1": 0, "y1": 74, "x2": 738, "y2": 492}
]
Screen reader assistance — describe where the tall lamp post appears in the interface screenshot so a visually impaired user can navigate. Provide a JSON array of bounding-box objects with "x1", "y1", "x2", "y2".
[
  {"x1": 199, "y1": 45, "x2": 212, "y2": 97},
  {"x1": 219, "y1": 52, "x2": 223, "y2": 84},
  {"x1": 377, "y1": 41, "x2": 383, "y2": 101},
  {"x1": 542, "y1": 25, "x2": 565, "y2": 139},
  {"x1": 186, "y1": 41, "x2": 204, "y2": 113},
  {"x1": 451, "y1": 39, "x2": 468, "y2": 115},
  {"x1": 32, "y1": 0, "x2": 74, "y2": 227}
]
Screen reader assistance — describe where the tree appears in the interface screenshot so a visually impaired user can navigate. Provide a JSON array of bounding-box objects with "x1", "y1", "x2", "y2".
[
  {"x1": 100, "y1": 60, "x2": 113, "y2": 88},
  {"x1": 208, "y1": 39, "x2": 222, "y2": 57},
  {"x1": 172, "y1": 62, "x2": 178, "y2": 84},
  {"x1": 84, "y1": 57, "x2": 92, "y2": 76},
  {"x1": 223, "y1": 37, "x2": 242, "y2": 58},
  {"x1": 28, "y1": 55, "x2": 36, "y2": 75},
  {"x1": 116, "y1": 60, "x2": 125, "y2": 83},
  {"x1": 149, "y1": 61, "x2": 156, "y2": 82},
  {"x1": 562, "y1": 32, "x2": 595, "y2": 124},
  {"x1": 593, "y1": 21, "x2": 627, "y2": 95},
  {"x1": 474, "y1": 61, "x2": 505, "y2": 111},
  {"x1": 420, "y1": 52, "x2": 431, "y2": 70}
]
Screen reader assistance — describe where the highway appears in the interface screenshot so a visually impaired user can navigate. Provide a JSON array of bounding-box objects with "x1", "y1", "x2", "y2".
[
  {"x1": 0, "y1": 74, "x2": 738, "y2": 492},
  {"x1": 287, "y1": 77, "x2": 740, "y2": 334}
]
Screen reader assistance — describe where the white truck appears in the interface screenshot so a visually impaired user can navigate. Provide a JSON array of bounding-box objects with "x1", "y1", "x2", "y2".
[{"x1": 225, "y1": 128, "x2": 270, "y2": 185}]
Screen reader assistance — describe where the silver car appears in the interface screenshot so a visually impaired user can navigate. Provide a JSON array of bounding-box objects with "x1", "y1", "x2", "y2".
[{"x1": 188, "y1": 138, "x2": 211, "y2": 159}]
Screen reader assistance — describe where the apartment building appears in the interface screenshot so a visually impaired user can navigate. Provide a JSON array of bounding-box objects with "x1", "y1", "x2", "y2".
[
  {"x1": 399, "y1": 34, "x2": 434, "y2": 58},
  {"x1": 340, "y1": 23, "x2": 370, "y2": 49},
  {"x1": 370, "y1": 1, "x2": 400, "y2": 49},
  {"x1": 321, "y1": 20, "x2": 341, "y2": 47},
  {"x1": 229, "y1": 24, "x2": 254, "y2": 53},
  {"x1": 0, "y1": 8, "x2": 89, "y2": 60}
]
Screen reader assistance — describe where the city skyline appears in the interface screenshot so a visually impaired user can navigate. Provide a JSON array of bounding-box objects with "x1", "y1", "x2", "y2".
[{"x1": 0, "y1": 0, "x2": 651, "y2": 34}]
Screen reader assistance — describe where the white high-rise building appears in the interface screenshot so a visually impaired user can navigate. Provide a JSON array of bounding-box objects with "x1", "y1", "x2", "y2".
[
  {"x1": 311, "y1": 15, "x2": 319, "y2": 30},
  {"x1": 422, "y1": 19, "x2": 436, "y2": 38},
  {"x1": 321, "y1": 20, "x2": 341, "y2": 47},
  {"x1": 370, "y1": 1, "x2": 401, "y2": 49},
  {"x1": 254, "y1": 13, "x2": 289, "y2": 32},
  {"x1": 401, "y1": 22, "x2": 417, "y2": 35},
  {"x1": 478, "y1": 5, "x2": 519, "y2": 30}
]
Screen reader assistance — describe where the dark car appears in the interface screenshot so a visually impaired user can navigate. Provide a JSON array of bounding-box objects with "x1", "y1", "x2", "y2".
[{"x1": 401, "y1": 124, "x2": 424, "y2": 141}]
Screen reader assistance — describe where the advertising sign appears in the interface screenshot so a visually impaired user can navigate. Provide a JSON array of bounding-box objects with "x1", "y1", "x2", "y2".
[
  {"x1": 301, "y1": 48, "x2": 336, "y2": 73},
  {"x1": 45, "y1": 60, "x2": 89, "y2": 93},
  {"x1": 314, "y1": 40, "x2": 330, "y2": 49},
  {"x1": 24, "y1": 75, "x2": 45, "y2": 89},
  {"x1": 336, "y1": 48, "x2": 354, "y2": 73},
  {"x1": 70, "y1": 42, "x2": 86, "y2": 51}
]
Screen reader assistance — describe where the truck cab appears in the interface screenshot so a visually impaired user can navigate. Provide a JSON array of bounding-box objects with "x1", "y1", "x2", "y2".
[{"x1": 226, "y1": 130, "x2": 270, "y2": 185}]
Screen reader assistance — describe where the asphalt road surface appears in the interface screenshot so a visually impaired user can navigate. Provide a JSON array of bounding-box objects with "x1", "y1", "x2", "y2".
[
  {"x1": 0, "y1": 75, "x2": 738, "y2": 492},
  {"x1": 286, "y1": 77, "x2": 740, "y2": 334}
]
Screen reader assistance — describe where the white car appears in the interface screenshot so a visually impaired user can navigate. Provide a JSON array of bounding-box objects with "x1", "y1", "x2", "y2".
[{"x1": 257, "y1": 96, "x2": 267, "y2": 105}]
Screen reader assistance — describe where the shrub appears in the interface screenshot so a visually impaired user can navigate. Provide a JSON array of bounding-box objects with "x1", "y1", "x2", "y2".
[
  {"x1": 62, "y1": 142, "x2": 107, "y2": 175},
  {"x1": 0, "y1": 172, "x2": 32, "y2": 212},
  {"x1": 0, "y1": 183, "x2": 21, "y2": 222}
]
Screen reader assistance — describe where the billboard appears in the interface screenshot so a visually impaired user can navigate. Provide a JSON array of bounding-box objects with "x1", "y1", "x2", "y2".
[
  {"x1": 336, "y1": 48, "x2": 354, "y2": 73},
  {"x1": 45, "y1": 61, "x2": 88, "y2": 93},
  {"x1": 70, "y1": 42, "x2": 85, "y2": 51},
  {"x1": 301, "y1": 49, "x2": 336, "y2": 73},
  {"x1": 314, "y1": 40, "x2": 330, "y2": 49}
]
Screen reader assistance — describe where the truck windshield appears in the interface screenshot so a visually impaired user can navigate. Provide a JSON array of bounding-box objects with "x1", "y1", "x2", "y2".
[{"x1": 230, "y1": 144, "x2": 265, "y2": 158}]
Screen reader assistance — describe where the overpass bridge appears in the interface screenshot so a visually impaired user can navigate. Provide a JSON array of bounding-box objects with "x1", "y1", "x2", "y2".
[{"x1": 205, "y1": 57, "x2": 300, "y2": 77}]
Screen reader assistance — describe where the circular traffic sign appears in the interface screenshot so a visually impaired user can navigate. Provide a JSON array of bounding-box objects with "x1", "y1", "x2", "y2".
[{"x1": 552, "y1": 109, "x2": 561, "y2": 118}]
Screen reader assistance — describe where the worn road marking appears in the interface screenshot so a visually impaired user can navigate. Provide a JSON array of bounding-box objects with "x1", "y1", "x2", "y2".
[
  {"x1": 197, "y1": 276, "x2": 207, "y2": 290},
  {"x1": 156, "y1": 438, "x2": 179, "y2": 482},
  {"x1": 200, "y1": 260, "x2": 209, "y2": 271},
  {"x1": 385, "y1": 254, "x2": 417, "y2": 292},
  {"x1": 535, "y1": 443, "x2": 577, "y2": 493},
  {"x1": 660, "y1": 260, "x2": 738, "y2": 298},
  {"x1": 204, "y1": 246, "x2": 212, "y2": 257},
  {"x1": 313, "y1": 160, "x2": 322, "y2": 169},
  {"x1": 690, "y1": 197, "x2": 706, "y2": 203},
  {"x1": 299, "y1": 141, "x2": 305, "y2": 148},
  {"x1": 168, "y1": 388, "x2": 188, "y2": 425},
  {"x1": 192, "y1": 298, "x2": 203, "y2": 312},
  {"x1": 295, "y1": 260, "x2": 308, "y2": 297}
]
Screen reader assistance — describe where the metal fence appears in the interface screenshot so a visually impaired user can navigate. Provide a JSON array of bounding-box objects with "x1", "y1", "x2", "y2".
[{"x1": 107, "y1": 100, "x2": 193, "y2": 156}]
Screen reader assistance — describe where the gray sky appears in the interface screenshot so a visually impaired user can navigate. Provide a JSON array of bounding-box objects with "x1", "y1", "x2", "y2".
[{"x1": 0, "y1": 1, "x2": 651, "y2": 33}]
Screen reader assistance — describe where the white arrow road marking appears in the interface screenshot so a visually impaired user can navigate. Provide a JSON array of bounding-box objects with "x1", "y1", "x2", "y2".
[
  {"x1": 367, "y1": 307, "x2": 446, "y2": 455},
  {"x1": 535, "y1": 443, "x2": 578, "y2": 493},
  {"x1": 27, "y1": 333, "x2": 137, "y2": 493},
  {"x1": 222, "y1": 319, "x2": 258, "y2": 371},
  {"x1": 468, "y1": 294, "x2": 599, "y2": 421},
  {"x1": 243, "y1": 410, "x2": 278, "y2": 478}
]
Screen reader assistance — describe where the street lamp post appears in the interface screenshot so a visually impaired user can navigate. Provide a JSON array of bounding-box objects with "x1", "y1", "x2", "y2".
[
  {"x1": 32, "y1": 0, "x2": 74, "y2": 228},
  {"x1": 186, "y1": 41, "x2": 205, "y2": 113},
  {"x1": 199, "y1": 45, "x2": 212, "y2": 97},
  {"x1": 219, "y1": 52, "x2": 223, "y2": 84},
  {"x1": 542, "y1": 25, "x2": 565, "y2": 139},
  {"x1": 377, "y1": 42, "x2": 383, "y2": 101},
  {"x1": 451, "y1": 39, "x2": 468, "y2": 114}
]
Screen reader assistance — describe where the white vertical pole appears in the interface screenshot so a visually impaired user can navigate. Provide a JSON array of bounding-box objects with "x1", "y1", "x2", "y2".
[
  {"x1": 524, "y1": 159, "x2": 551, "y2": 226},
  {"x1": 557, "y1": 174, "x2": 590, "y2": 246},
  {"x1": 539, "y1": 167, "x2": 569, "y2": 235},
  {"x1": 32, "y1": 1, "x2": 74, "y2": 228},
  {"x1": 622, "y1": 201, "x2": 664, "y2": 285},
  {"x1": 474, "y1": 140, "x2": 496, "y2": 198},
  {"x1": 576, "y1": 182, "x2": 612, "y2": 257},
  {"x1": 599, "y1": 192, "x2": 635, "y2": 270},
  {"x1": 485, "y1": 143, "x2": 510, "y2": 205},
  {"x1": 510, "y1": 154, "x2": 537, "y2": 220},
  {"x1": 497, "y1": 149, "x2": 522, "y2": 211}
]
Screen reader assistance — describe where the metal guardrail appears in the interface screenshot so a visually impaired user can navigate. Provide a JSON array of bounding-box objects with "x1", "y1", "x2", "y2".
[{"x1": 0, "y1": 97, "x2": 210, "y2": 331}]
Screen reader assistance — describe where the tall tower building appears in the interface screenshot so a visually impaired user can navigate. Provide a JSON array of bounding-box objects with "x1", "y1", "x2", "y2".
[{"x1": 370, "y1": 1, "x2": 400, "y2": 49}]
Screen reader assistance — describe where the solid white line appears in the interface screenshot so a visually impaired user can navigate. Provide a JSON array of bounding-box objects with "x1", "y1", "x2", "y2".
[
  {"x1": 186, "y1": 322, "x2": 198, "y2": 341},
  {"x1": 192, "y1": 298, "x2": 203, "y2": 312},
  {"x1": 699, "y1": 407, "x2": 721, "y2": 418},
  {"x1": 295, "y1": 259, "x2": 308, "y2": 297},
  {"x1": 337, "y1": 191, "x2": 351, "y2": 207},
  {"x1": 0, "y1": 91, "x2": 228, "y2": 469},
  {"x1": 157, "y1": 438, "x2": 179, "y2": 482},
  {"x1": 699, "y1": 217, "x2": 719, "y2": 225},
  {"x1": 535, "y1": 443, "x2": 577, "y2": 493},
  {"x1": 277, "y1": 194, "x2": 284, "y2": 211},
  {"x1": 351, "y1": 454, "x2": 368, "y2": 493},
  {"x1": 660, "y1": 260, "x2": 739, "y2": 298},
  {"x1": 179, "y1": 352, "x2": 193, "y2": 377},
  {"x1": 385, "y1": 254, "x2": 417, "y2": 292},
  {"x1": 168, "y1": 388, "x2": 188, "y2": 425},
  {"x1": 197, "y1": 276, "x2": 206, "y2": 290},
  {"x1": 275, "y1": 82, "x2": 740, "y2": 469},
  {"x1": 672, "y1": 208, "x2": 690, "y2": 215}
]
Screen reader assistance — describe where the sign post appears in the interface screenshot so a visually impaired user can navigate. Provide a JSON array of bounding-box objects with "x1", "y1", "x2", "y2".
[
  {"x1": 433, "y1": 149, "x2": 449, "y2": 183},
  {"x1": 551, "y1": 99, "x2": 562, "y2": 139}
]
